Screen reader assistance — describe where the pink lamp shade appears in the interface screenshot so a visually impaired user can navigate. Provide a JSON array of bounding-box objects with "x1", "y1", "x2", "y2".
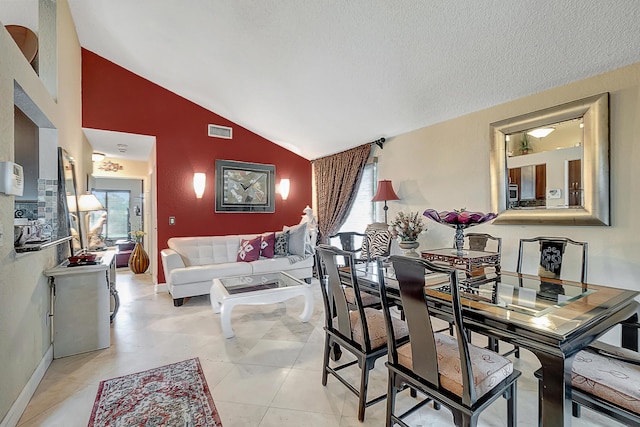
[
  {"x1": 371, "y1": 180, "x2": 400, "y2": 202},
  {"x1": 371, "y1": 180, "x2": 400, "y2": 223}
]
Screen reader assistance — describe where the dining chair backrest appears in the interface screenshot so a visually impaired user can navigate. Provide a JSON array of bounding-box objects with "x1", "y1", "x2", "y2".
[
  {"x1": 315, "y1": 244, "x2": 374, "y2": 352},
  {"x1": 516, "y1": 236, "x2": 588, "y2": 283},
  {"x1": 329, "y1": 231, "x2": 365, "y2": 255},
  {"x1": 463, "y1": 233, "x2": 502, "y2": 255},
  {"x1": 387, "y1": 255, "x2": 479, "y2": 405},
  {"x1": 361, "y1": 222, "x2": 392, "y2": 262}
]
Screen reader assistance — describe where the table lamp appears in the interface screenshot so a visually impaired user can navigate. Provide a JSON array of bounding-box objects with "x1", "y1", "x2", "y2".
[{"x1": 371, "y1": 180, "x2": 400, "y2": 223}]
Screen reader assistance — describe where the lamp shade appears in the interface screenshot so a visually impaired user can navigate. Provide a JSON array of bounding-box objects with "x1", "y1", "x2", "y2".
[
  {"x1": 77, "y1": 194, "x2": 105, "y2": 212},
  {"x1": 371, "y1": 180, "x2": 400, "y2": 202}
]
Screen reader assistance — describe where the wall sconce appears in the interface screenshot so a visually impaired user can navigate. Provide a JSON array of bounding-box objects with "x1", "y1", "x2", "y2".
[
  {"x1": 279, "y1": 178, "x2": 290, "y2": 200},
  {"x1": 193, "y1": 173, "x2": 206, "y2": 198},
  {"x1": 91, "y1": 152, "x2": 105, "y2": 162}
]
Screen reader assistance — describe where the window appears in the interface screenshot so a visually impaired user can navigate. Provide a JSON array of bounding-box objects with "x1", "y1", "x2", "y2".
[
  {"x1": 339, "y1": 160, "x2": 377, "y2": 233},
  {"x1": 89, "y1": 190, "x2": 131, "y2": 244}
]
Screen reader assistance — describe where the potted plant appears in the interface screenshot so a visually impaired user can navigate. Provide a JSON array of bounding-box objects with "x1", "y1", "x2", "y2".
[
  {"x1": 520, "y1": 133, "x2": 531, "y2": 155},
  {"x1": 389, "y1": 211, "x2": 426, "y2": 257}
]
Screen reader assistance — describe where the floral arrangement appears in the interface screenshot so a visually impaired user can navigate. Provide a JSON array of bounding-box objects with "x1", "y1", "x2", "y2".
[
  {"x1": 389, "y1": 211, "x2": 425, "y2": 242},
  {"x1": 423, "y1": 208, "x2": 496, "y2": 228},
  {"x1": 130, "y1": 230, "x2": 146, "y2": 243}
]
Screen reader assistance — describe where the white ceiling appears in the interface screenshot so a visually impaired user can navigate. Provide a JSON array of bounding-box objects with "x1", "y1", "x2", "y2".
[{"x1": 4, "y1": 1, "x2": 640, "y2": 160}]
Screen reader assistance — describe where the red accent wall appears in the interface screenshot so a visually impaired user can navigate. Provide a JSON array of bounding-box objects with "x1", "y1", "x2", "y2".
[{"x1": 81, "y1": 49, "x2": 312, "y2": 283}]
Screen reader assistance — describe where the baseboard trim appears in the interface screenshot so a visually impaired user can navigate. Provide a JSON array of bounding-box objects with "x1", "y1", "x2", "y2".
[
  {"x1": 0, "y1": 345, "x2": 53, "y2": 427},
  {"x1": 154, "y1": 283, "x2": 167, "y2": 293}
]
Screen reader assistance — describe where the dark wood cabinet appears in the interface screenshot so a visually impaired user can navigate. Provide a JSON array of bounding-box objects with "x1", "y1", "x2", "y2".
[
  {"x1": 568, "y1": 159, "x2": 582, "y2": 206},
  {"x1": 535, "y1": 164, "x2": 546, "y2": 200}
]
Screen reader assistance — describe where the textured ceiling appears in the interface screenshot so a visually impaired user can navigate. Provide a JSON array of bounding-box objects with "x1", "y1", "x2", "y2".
[{"x1": 5, "y1": 1, "x2": 640, "y2": 160}]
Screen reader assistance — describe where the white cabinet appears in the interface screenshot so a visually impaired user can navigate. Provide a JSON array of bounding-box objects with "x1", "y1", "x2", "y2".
[{"x1": 45, "y1": 251, "x2": 116, "y2": 358}]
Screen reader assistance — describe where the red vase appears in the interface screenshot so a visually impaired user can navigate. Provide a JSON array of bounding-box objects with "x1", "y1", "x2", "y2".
[{"x1": 129, "y1": 242, "x2": 149, "y2": 274}]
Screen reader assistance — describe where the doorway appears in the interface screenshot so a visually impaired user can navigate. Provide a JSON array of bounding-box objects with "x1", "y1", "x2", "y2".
[{"x1": 89, "y1": 178, "x2": 144, "y2": 247}]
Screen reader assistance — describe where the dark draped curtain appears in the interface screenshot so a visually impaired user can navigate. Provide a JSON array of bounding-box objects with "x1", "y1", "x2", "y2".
[{"x1": 314, "y1": 144, "x2": 371, "y2": 244}]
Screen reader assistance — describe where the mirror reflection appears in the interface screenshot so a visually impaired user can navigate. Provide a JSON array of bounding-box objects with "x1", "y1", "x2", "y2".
[
  {"x1": 506, "y1": 118, "x2": 583, "y2": 210},
  {"x1": 490, "y1": 93, "x2": 609, "y2": 226},
  {"x1": 59, "y1": 148, "x2": 84, "y2": 252}
]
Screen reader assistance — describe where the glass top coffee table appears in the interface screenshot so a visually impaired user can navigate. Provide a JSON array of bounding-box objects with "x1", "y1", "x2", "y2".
[{"x1": 210, "y1": 271, "x2": 313, "y2": 338}]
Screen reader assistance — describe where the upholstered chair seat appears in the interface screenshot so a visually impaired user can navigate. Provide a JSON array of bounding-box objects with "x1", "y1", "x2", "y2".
[
  {"x1": 397, "y1": 333, "x2": 514, "y2": 398},
  {"x1": 333, "y1": 307, "x2": 408, "y2": 350},
  {"x1": 344, "y1": 287, "x2": 380, "y2": 308},
  {"x1": 572, "y1": 346, "x2": 640, "y2": 414}
]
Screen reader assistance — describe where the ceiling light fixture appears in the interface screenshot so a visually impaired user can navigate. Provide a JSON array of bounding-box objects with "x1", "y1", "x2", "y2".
[
  {"x1": 91, "y1": 152, "x2": 105, "y2": 162},
  {"x1": 527, "y1": 127, "x2": 555, "y2": 138}
]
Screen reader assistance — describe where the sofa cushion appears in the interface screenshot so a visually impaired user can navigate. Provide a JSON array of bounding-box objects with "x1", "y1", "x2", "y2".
[
  {"x1": 169, "y1": 262, "x2": 252, "y2": 285},
  {"x1": 284, "y1": 223, "x2": 308, "y2": 256},
  {"x1": 261, "y1": 232, "x2": 276, "y2": 258},
  {"x1": 168, "y1": 236, "x2": 241, "y2": 266},
  {"x1": 237, "y1": 236, "x2": 261, "y2": 262},
  {"x1": 250, "y1": 257, "x2": 296, "y2": 274},
  {"x1": 274, "y1": 230, "x2": 289, "y2": 255}
]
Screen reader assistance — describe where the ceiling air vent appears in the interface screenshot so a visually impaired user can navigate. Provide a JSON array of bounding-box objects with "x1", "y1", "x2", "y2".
[{"x1": 208, "y1": 124, "x2": 233, "y2": 139}]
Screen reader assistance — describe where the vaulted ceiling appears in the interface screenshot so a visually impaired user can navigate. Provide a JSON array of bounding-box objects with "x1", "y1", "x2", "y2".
[{"x1": 4, "y1": 1, "x2": 640, "y2": 160}]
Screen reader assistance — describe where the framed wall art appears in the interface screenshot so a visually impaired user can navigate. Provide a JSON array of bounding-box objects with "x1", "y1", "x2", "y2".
[{"x1": 215, "y1": 160, "x2": 275, "y2": 212}]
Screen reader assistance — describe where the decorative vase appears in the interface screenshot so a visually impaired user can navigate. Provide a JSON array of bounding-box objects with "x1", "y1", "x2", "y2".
[
  {"x1": 454, "y1": 224, "x2": 465, "y2": 257},
  {"x1": 423, "y1": 209, "x2": 498, "y2": 257},
  {"x1": 398, "y1": 240, "x2": 420, "y2": 257},
  {"x1": 129, "y1": 242, "x2": 149, "y2": 274}
]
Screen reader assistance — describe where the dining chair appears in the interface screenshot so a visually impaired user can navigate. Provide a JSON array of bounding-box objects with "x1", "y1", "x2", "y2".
[
  {"x1": 534, "y1": 332, "x2": 640, "y2": 426},
  {"x1": 361, "y1": 222, "x2": 393, "y2": 262},
  {"x1": 516, "y1": 236, "x2": 588, "y2": 283},
  {"x1": 504, "y1": 236, "x2": 588, "y2": 358},
  {"x1": 315, "y1": 244, "x2": 409, "y2": 421},
  {"x1": 333, "y1": 224, "x2": 392, "y2": 308},
  {"x1": 329, "y1": 231, "x2": 366, "y2": 259},
  {"x1": 380, "y1": 255, "x2": 521, "y2": 427},
  {"x1": 329, "y1": 231, "x2": 380, "y2": 308}
]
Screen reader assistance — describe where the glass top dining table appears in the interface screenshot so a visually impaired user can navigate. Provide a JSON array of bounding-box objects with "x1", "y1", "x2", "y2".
[{"x1": 352, "y1": 263, "x2": 640, "y2": 427}]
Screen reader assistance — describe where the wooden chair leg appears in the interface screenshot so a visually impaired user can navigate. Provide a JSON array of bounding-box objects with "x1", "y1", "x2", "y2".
[
  {"x1": 572, "y1": 401, "x2": 581, "y2": 418},
  {"x1": 386, "y1": 370, "x2": 396, "y2": 427},
  {"x1": 357, "y1": 357, "x2": 370, "y2": 421},
  {"x1": 322, "y1": 337, "x2": 330, "y2": 386},
  {"x1": 507, "y1": 383, "x2": 517, "y2": 427}
]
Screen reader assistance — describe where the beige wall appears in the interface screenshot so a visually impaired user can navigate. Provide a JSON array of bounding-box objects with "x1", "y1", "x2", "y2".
[
  {"x1": 0, "y1": 1, "x2": 84, "y2": 423},
  {"x1": 377, "y1": 61, "x2": 640, "y2": 290}
]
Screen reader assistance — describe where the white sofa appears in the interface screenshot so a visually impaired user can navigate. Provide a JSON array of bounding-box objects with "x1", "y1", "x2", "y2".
[{"x1": 161, "y1": 228, "x2": 314, "y2": 306}]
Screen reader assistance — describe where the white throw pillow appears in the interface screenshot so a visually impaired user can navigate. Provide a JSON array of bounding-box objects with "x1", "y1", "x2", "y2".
[{"x1": 284, "y1": 222, "x2": 308, "y2": 256}]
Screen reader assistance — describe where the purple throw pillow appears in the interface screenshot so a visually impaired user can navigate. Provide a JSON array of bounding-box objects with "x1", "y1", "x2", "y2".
[
  {"x1": 237, "y1": 236, "x2": 261, "y2": 262},
  {"x1": 261, "y1": 232, "x2": 276, "y2": 258}
]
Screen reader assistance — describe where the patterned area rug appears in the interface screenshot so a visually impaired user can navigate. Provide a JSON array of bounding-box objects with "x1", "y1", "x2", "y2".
[{"x1": 89, "y1": 358, "x2": 222, "y2": 426}]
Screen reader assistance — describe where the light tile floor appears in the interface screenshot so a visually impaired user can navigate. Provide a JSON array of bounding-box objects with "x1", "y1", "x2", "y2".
[{"x1": 17, "y1": 270, "x2": 621, "y2": 426}]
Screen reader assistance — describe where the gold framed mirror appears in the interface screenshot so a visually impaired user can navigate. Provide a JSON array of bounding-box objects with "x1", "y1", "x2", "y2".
[{"x1": 490, "y1": 93, "x2": 609, "y2": 225}]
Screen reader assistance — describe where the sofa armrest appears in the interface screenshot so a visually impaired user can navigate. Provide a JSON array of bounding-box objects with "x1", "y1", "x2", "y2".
[{"x1": 161, "y1": 248, "x2": 185, "y2": 284}]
